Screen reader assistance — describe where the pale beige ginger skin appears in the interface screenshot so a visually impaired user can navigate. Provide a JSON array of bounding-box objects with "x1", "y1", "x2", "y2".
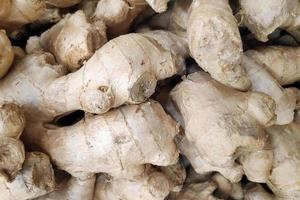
[
  {"x1": 188, "y1": 0, "x2": 251, "y2": 91},
  {"x1": 245, "y1": 46, "x2": 300, "y2": 85},
  {"x1": 244, "y1": 184, "x2": 274, "y2": 200},
  {"x1": 0, "y1": 30, "x2": 14, "y2": 79},
  {"x1": 238, "y1": 0, "x2": 300, "y2": 42},
  {"x1": 94, "y1": 165, "x2": 183, "y2": 200},
  {"x1": 0, "y1": 0, "x2": 46, "y2": 30},
  {"x1": 23, "y1": 101, "x2": 179, "y2": 178},
  {"x1": 145, "y1": 0, "x2": 169, "y2": 13},
  {"x1": 0, "y1": 137, "x2": 25, "y2": 180},
  {"x1": 0, "y1": 52, "x2": 67, "y2": 122},
  {"x1": 39, "y1": 10, "x2": 107, "y2": 71},
  {"x1": 94, "y1": 0, "x2": 148, "y2": 37},
  {"x1": 265, "y1": 117, "x2": 300, "y2": 199},
  {"x1": 0, "y1": 152, "x2": 55, "y2": 200},
  {"x1": 239, "y1": 148, "x2": 273, "y2": 183},
  {"x1": 36, "y1": 175, "x2": 95, "y2": 200},
  {"x1": 46, "y1": 0, "x2": 82, "y2": 8},
  {"x1": 0, "y1": 103, "x2": 25, "y2": 180},
  {"x1": 171, "y1": 72, "x2": 276, "y2": 183},
  {"x1": 241, "y1": 116, "x2": 300, "y2": 199},
  {"x1": 242, "y1": 54, "x2": 297, "y2": 125},
  {"x1": 26, "y1": 36, "x2": 43, "y2": 53},
  {"x1": 0, "y1": 103, "x2": 25, "y2": 139},
  {"x1": 1, "y1": 31, "x2": 187, "y2": 121}
]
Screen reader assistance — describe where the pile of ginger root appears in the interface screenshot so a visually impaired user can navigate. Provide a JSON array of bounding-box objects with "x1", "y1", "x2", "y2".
[{"x1": 0, "y1": 0, "x2": 300, "y2": 199}]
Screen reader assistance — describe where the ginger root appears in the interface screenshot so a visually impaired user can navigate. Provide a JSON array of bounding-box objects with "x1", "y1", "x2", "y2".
[
  {"x1": 36, "y1": 174, "x2": 95, "y2": 200},
  {"x1": 0, "y1": 103, "x2": 25, "y2": 180},
  {"x1": 0, "y1": 0, "x2": 46, "y2": 31},
  {"x1": 188, "y1": 0, "x2": 250, "y2": 90},
  {"x1": 38, "y1": 10, "x2": 107, "y2": 71},
  {"x1": 94, "y1": 0, "x2": 148, "y2": 37},
  {"x1": 0, "y1": 152, "x2": 55, "y2": 200},
  {"x1": 24, "y1": 101, "x2": 179, "y2": 178},
  {"x1": 242, "y1": 54, "x2": 298, "y2": 125},
  {"x1": 237, "y1": 0, "x2": 300, "y2": 42},
  {"x1": 171, "y1": 72, "x2": 276, "y2": 182},
  {"x1": 245, "y1": 46, "x2": 300, "y2": 85},
  {"x1": 0, "y1": 30, "x2": 14, "y2": 79},
  {"x1": 94, "y1": 165, "x2": 184, "y2": 200},
  {"x1": 2, "y1": 30, "x2": 187, "y2": 121},
  {"x1": 240, "y1": 114, "x2": 300, "y2": 199}
]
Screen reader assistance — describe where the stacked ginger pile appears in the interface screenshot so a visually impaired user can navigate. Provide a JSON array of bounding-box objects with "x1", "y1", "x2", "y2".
[{"x1": 0, "y1": 0, "x2": 299, "y2": 199}]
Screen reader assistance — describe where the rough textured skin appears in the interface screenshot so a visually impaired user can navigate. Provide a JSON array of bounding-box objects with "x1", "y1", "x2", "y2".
[
  {"x1": 265, "y1": 117, "x2": 300, "y2": 199},
  {"x1": 24, "y1": 101, "x2": 179, "y2": 178},
  {"x1": 0, "y1": 103, "x2": 25, "y2": 180},
  {"x1": 239, "y1": 148, "x2": 273, "y2": 183},
  {"x1": 238, "y1": 0, "x2": 300, "y2": 42},
  {"x1": 0, "y1": 103, "x2": 25, "y2": 138},
  {"x1": 174, "y1": 181, "x2": 221, "y2": 200},
  {"x1": 245, "y1": 46, "x2": 300, "y2": 85},
  {"x1": 36, "y1": 175, "x2": 95, "y2": 200},
  {"x1": 0, "y1": 152, "x2": 55, "y2": 200},
  {"x1": 171, "y1": 72, "x2": 276, "y2": 182},
  {"x1": 94, "y1": 0, "x2": 148, "y2": 37},
  {"x1": 242, "y1": 55, "x2": 297, "y2": 125},
  {"x1": 146, "y1": 0, "x2": 170, "y2": 13},
  {"x1": 0, "y1": 31, "x2": 187, "y2": 121},
  {"x1": 40, "y1": 11, "x2": 107, "y2": 71},
  {"x1": 46, "y1": 0, "x2": 82, "y2": 7},
  {"x1": 188, "y1": 0, "x2": 250, "y2": 90},
  {"x1": 241, "y1": 115, "x2": 300, "y2": 199},
  {"x1": 0, "y1": 0, "x2": 46, "y2": 30},
  {"x1": 94, "y1": 167, "x2": 175, "y2": 200},
  {"x1": 0, "y1": 30, "x2": 14, "y2": 79},
  {"x1": 244, "y1": 184, "x2": 274, "y2": 200},
  {"x1": 0, "y1": 137, "x2": 24, "y2": 180}
]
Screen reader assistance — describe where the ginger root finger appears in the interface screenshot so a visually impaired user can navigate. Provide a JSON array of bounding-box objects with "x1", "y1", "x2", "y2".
[
  {"x1": 188, "y1": 0, "x2": 250, "y2": 90},
  {"x1": 0, "y1": 152, "x2": 55, "y2": 200},
  {"x1": 171, "y1": 72, "x2": 276, "y2": 182},
  {"x1": 24, "y1": 101, "x2": 179, "y2": 178}
]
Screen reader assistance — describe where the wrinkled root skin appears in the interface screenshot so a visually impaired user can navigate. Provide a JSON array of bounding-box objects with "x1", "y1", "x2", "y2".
[
  {"x1": 171, "y1": 72, "x2": 276, "y2": 183},
  {"x1": 237, "y1": 0, "x2": 300, "y2": 42},
  {"x1": 94, "y1": 167, "x2": 174, "y2": 200},
  {"x1": 0, "y1": 152, "x2": 55, "y2": 200},
  {"x1": 245, "y1": 46, "x2": 300, "y2": 86},
  {"x1": 0, "y1": 31, "x2": 187, "y2": 121},
  {"x1": 24, "y1": 101, "x2": 179, "y2": 178},
  {"x1": 188, "y1": 0, "x2": 251, "y2": 90}
]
